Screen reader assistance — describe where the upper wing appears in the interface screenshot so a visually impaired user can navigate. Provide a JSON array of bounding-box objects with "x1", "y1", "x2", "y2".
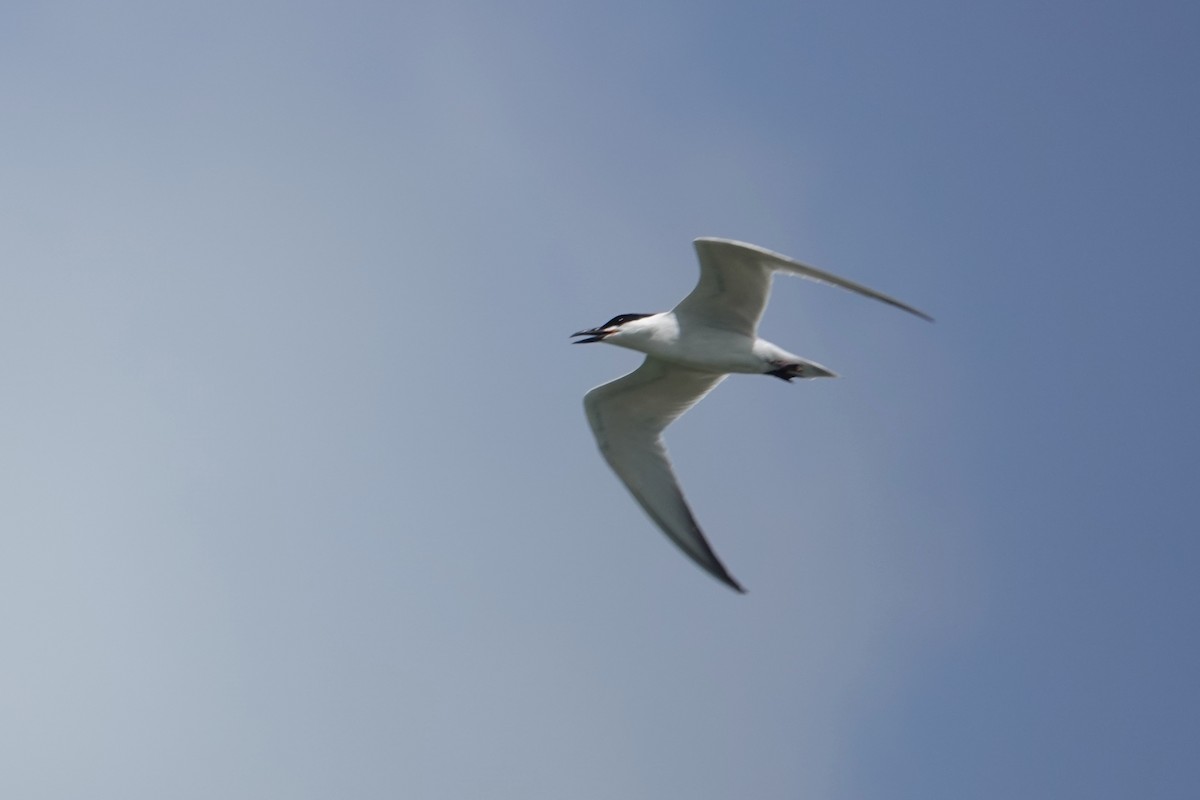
[
  {"x1": 673, "y1": 237, "x2": 934, "y2": 337},
  {"x1": 583, "y1": 358, "x2": 743, "y2": 592}
]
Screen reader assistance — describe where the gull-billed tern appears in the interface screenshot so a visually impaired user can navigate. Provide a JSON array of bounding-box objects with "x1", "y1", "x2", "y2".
[{"x1": 573, "y1": 238, "x2": 932, "y2": 592}]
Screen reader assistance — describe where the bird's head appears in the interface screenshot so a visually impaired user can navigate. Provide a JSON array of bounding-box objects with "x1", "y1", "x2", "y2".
[{"x1": 571, "y1": 313, "x2": 655, "y2": 344}]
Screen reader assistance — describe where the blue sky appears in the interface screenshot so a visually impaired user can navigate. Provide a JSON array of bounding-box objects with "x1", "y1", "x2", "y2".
[{"x1": 3, "y1": 1, "x2": 1198, "y2": 797}]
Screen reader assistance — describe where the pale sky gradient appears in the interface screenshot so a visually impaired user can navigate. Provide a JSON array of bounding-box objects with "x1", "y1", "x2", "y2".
[{"x1": 3, "y1": 2, "x2": 1198, "y2": 798}]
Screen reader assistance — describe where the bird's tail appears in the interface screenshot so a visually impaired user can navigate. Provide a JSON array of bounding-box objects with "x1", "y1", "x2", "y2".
[{"x1": 767, "y1": 358, "x2": 837, "y2": 382}]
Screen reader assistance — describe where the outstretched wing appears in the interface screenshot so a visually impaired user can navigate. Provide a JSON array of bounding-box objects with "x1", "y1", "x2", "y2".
[
  {"x1": 673, "y1": 237, "x2": 933, "y2": 337},
  {"x1": 583, "y1": 357, "x2": 742, "y2": 592}
]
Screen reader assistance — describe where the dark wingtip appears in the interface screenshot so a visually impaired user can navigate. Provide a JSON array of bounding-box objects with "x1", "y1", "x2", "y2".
[
  {"x1": 903, "y1": 301, "x2": 935, "y2": 323},
  {"x1": 715, "y1": 568, "x2": 747, "y2": 594},
  {"x1": 891, "y1": 299, "x2": 935, "y2": 323}
]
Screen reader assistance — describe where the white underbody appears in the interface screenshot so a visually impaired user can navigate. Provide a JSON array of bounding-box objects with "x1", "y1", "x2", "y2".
[{"x1": 604, "y1": 310, "x2": 813, "y2": 376}]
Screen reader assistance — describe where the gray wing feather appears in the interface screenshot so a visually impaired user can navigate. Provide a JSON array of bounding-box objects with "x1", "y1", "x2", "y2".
[
  {"x1": 583, "y1": 358, "x2": 743, "y2": 592},
  {"x1": 674, "y1": 238, "x2": 933, "y2": 336}
]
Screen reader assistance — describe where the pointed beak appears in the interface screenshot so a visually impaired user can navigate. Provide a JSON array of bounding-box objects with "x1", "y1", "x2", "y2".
[{"x1": 570, "y1": 326, "x2": 610, "y2": 344}]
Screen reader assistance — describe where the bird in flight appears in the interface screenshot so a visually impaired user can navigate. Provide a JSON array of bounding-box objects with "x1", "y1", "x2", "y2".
[{"x1": 573, "y1": 238, "x2": 931, "y2": 592}]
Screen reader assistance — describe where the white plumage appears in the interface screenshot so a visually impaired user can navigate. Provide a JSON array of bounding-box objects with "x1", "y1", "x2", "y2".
[{"x1": 573, "y1": 238, "x2": 931, "y2": 592}]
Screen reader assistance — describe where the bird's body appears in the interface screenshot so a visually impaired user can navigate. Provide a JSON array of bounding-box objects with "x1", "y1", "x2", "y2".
[
  {"x1": 597, "y1": 312, "x2": 789, "y2": 374},
  {"x1": 573, "y1": 238, "x2": 930, "y2": 592}
]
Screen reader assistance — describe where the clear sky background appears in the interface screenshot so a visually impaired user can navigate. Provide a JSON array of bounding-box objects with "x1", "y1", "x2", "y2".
[{"x1": 3, "y1": 1, "x2": 1198, "y2": 798}]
